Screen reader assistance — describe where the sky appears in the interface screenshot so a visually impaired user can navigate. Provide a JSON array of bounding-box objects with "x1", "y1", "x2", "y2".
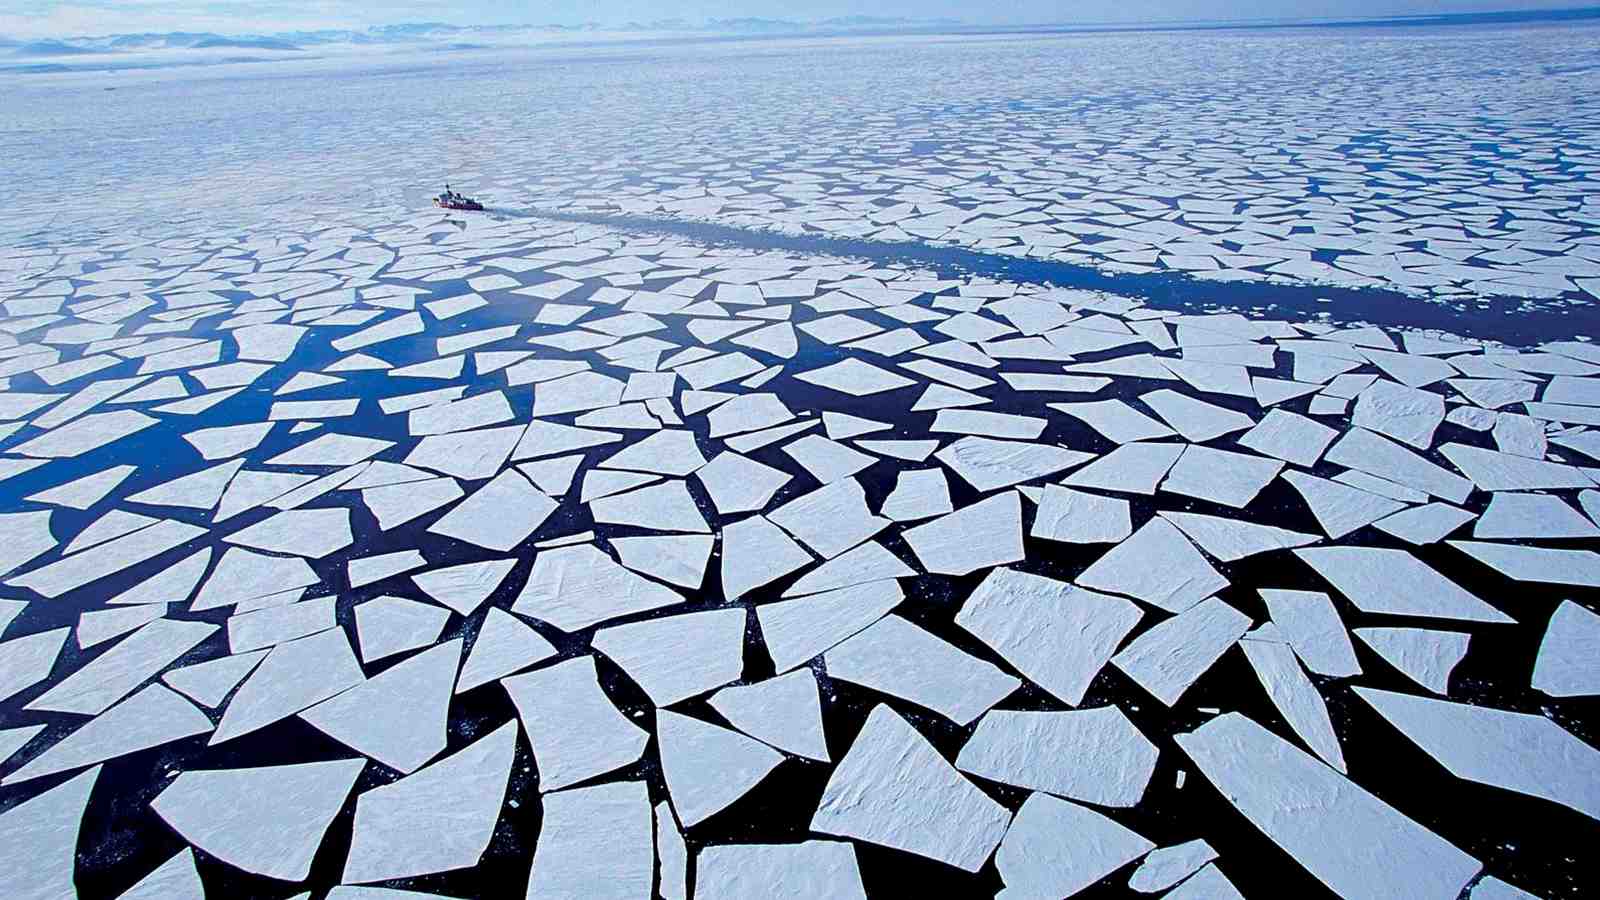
[{"x1": 1, "y1": 0, "x2": 1594, "y2": 39}]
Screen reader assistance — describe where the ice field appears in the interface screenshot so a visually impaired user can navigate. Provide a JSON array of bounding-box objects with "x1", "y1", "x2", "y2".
[{"x1": 1, "y1": 14, "x2": 1599, "y2": 900}]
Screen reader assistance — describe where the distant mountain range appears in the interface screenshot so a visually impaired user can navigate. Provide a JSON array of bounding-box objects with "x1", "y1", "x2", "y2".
[{"x1": 0, "y1": 16, "x2": 963, "y2": 58}]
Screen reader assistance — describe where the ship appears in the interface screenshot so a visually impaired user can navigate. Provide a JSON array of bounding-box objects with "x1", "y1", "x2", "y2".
[{"x1": 433, "y1": 185, "x2": 483, "y2": 211}]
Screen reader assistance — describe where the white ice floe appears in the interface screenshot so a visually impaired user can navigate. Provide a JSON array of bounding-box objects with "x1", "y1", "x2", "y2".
[
  {"x1": 1140, "y1": 389, "x2": 1254, "y2": 442},
  {"x1": 1281, "y1": 470, "x2": 1407, "y2": 539},
  {"x1": 993, "y1": 792, "x2": 1154, "y2": 900},
  {"x1": 1111, "y1": 597, "x2": 1250, "y2": 706},
  {"x1": 656, "y1": 802, "x2": 688, "y2": 900},
  {"x1": 757, "y1": 579, "x2": 903, "y2": 672},
  {"x1": 412, "y1": 558, "x2": 517, "y2": 615},
  {"x1": 592, "y1": 608, "x2": 744, "y2": 706},
  {"x1": 590, "y1": 479, "x2": 709, "y2": 533},
  {"x1": 211, "y1": 626, "x2": 364, "y2": 744},
  {"x1": 902, "y1": 491, "x2": 1023, "y2": 575},
  {"x1": 1373, "y1": 502, "x2": 1477, "y2": 545},
  {"x1": 795, "y1": 357, "x2": 915, "y2": 395},
  {"x1": 658, "y1": 710, "x2": 783, "y2": 826},
  {"x1": 162, "y1": 649, "x2": 266, "y2": 708},
  {"x1": 116, "y1": 848, "x2": 204, "y2": 900},
  {"x1": 1064, "y1": 442, "x2": 1184, "y2": 495},
  {"x1": 342, "y1": 720, "x2": 517, "y2": 884},
  {"x1": 1354, "y1": 687, "x2": 1600, "y2": 820},
  {"x1": 1049, "y1": 399, "x2": 1175, "y2": 443},
  {"x1": 225, "y1": 507, "x2": 352, "y2": 558},
  {"x1": 709, "y1": 668, "x2": 829, "y2": 761},
  {"x1": 4, "y1": 683, "x2": 212, "y2": 784},
  {"x1": 598, "y1": 428, "x2": 707, "y2": 476},
  {"x1": 1160, "y1": 445, "x2": 1283, "y2": 508},
  {"x1": 1295, "y1": 547, "x2": 1513, "y2": 623},
  {"x1": 502, "y1": 655, "x2": 647, "y2": 791},
  {"x1": 1325, "y1": 428, "x2": 1472, "y2": 503},
  {"x1": 1161, "y1": 511, "x2": 1318, "y2": 562},
  {"x1": 301, "y1": 638, "x2": 460, "y2": 773},
  {"x1": 958, "y1": 705, "x2": 1157, "y2": 807},
  {"x1": 153, "y1": 758, "x2": 366, "y2": 881},
  {"x1": 354, "y1": 595, "x2": 450, "y2": 662},
  {"x1": 769, "y1": 478, "x2": 887, "y2": 559},
  {"x1": 228, "y1": 596, "x2": 335, "y2": 652},
  {"x1": 1473, "y1": 492, "x2": 1600, "y2": 539},
  {"x1": 1175, "y1": 712, "x2": 1479, "y2": 899},
  {"x1": 1440, "y1": 442, "x2": 1591, "y2": 492},
  {"x1": 1240, "y1": 627, "x2": 1346, "y2": 771},
  {"x1": 1532, "y1": 600, "x2": 1600, "y2": 697},
  {"x1": 780, "y1": 434, "x2": 876, "y2": 485},
  {"x1": 28, "y1": 618, "x2": 215, "y2": 715},
  {"x1": 0, "y1": 766, "x2": 98, "y2": 900},
  {"x1": 404, "y1": 425, "x2": 523, "y2": 480},
  {"x1": 1235, "y1": 408, "x2": 1337, "y2": 466},
  {"x1": 1127, "y1": 839, "x2": 1217, "y2": 893},
  {"x1": 1258, "y1": 588, "x2": 1361, "y2": 678},
  {"x1": 9, "y1": 518, "x2": 204, "y2": 598},
  {"x1": 457, "y1": 607, "x2": 555, "y2": 694},
  {"x1": 936, "y1": 436, "x2": 1094, "y2": 492},
  {"x1": 0, "y1": 627, "x2": 68, "y2": 705},
  {"x1": 525, "y1": 781, "x2": 654, "y2": 900},
  {"x1": 612, "y1": 534, "x2": 713, "y2": 588},
  {"x1": 1162, "y1": 863, "x2": 1245, "y2": 899},
  {"x1": 1352, "y1": 379, "x2": 1446, "y2": 449},
  {"x1": 1077, "y1": 518, "x2": 1228, "y2": 613},
  {"x1": 827, "y1": 614, "x2": 1018, "y2": 724},
  {"x1": 956, "y1": 567, "x2": 1142, "y2": 705},
  {"x1": 1354, "y1": 627, "x2": 1469, "y2": 695},
  {"x1": 513, "y1": 544, "x2": 683, "y2": 630},
  {"x1": 1447, "y1": 540, "x2": 1600, "y2": 587},
  {"x1": 429, "y1": 469, "x2": 556, "y2": 551},
  {"x1": 720, "y1": 514, "x2": 814, "y2": 600},
  {"x1": 694, "y1": 841, "x2": 866, "y2": 900},
  {"x1": 811, "y1": 704, "x2": 1011, "y2": 872}
]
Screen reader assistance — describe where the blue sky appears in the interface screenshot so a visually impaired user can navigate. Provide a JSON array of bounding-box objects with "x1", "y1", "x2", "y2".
[{"x1": 2, "y1": 0, "x2": 1593, "y2": 38}]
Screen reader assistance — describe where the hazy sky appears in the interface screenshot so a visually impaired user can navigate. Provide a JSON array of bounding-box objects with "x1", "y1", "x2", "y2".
[{"x1": 3, "y1": 0, "x2": 1593, "y2": 38}]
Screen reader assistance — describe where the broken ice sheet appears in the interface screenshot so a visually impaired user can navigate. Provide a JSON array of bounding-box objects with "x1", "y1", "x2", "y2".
[
  {"x1": 957, "y1": 705, "x2": 1157, "y2": 807},
  {"x1": 934, "y1": 436, "x2": 1093, "y2": 492},
  {"x1": 525, "y1": 781, "x2": 654, "y2": 900},
  {"x1": 300, "y1": 639, "x2": 460, "y2": 774},
  {"x1": 1076, "y1": 517, "x2": 1227, "y2": 613},
  {"x1": 902, "y1": 490, "x2": 1024, "y2": 576},
  {"x1": 1258, "y1": 588, "x2": 1361, "y2": 678},
  {"x1": 512, "y1": 543, "x2": 682, "y2": 630},
  {"x1": 811, "y1": 704, "x2": 1011, "y2": 872},
  {"x1": 709, "y1": 668, "x2": 829, "y2": 761},
  {"x1": 343, "y1": 720, "x2": 517, "y2": 884},
  {"x1": 993, "y1": 792, "x2": 1154, "y2": 900},
  {"x1": 1355, "y1": 687, "x2": 1600, "y2": 821},
  {"x1": 1354, "y1": 627, "x2": 1469, "y2": 695},
  {"x1": 502, "y1": 655, "x2": 646, "y2": 791},
  {"x1": 657, "y1": 710, "x2": 783, "y2": 826},
  {"x1": 1240, "y1": 627, "x2": 1346, "y2": 772},
  {"x1": 1296, "y1": 547, "x2": 1513, "y2": 623},
  {"x1": 1532, "y1": 600, "x2": 1600, "y2": 697},
  {"x1": 1160, "y1": 444, "x2": 1283, "y2": 508},
  {"x1": 591, "y1": 608, "x2": 744, "y2": 706},
  {"x1": 153, "y1": 758, "x2": 366, "y2": 881},
  {"x1": 826, "y1": 614, "x2": 1019, "y2": 725},
  {"x1": 1113, "y1": 597, "x2": 1251, "y2": 706},
  {"x1": 0, "y1": 766, "x2": 98, "y2": 900},
  {"x1": 1176, "y1": 712, "x2": 1479, "y2": 900},
  {"x1": 694, "y1": 841, "x2": 866, "y2": 900},
  {"x1": 956, "y1": 567, "x2": 1141, "y2": 706},
  {"x1": 1127, "y1": 839, "x2": 1217, "y2": 893}
]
